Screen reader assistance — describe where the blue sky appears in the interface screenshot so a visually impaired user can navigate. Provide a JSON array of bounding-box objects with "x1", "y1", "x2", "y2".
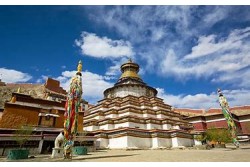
[{"x1": 0, "y1": 6, "x2": 250, "y2": 109}]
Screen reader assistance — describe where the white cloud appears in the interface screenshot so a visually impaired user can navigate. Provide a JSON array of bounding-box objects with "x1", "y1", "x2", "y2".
[
  {"x1": 75, "y1": 32, "x2": 134, "y2": 59},
  {"x1": 92, "y1": 6, "x2": 193, "y2": 43},
  {"x1": 105, "y1": 57, "x2": 130, "y2": 77},
  {"x1": 36, "y1": 75, "x2": 48, "y2": 83},
  {"x1": 184, "y1": 27, "x2": 250, "y2": 60},
  {"x1": 88, "y1": 7, "x2": 250, "y2": 79},
  {"x1": 203, "y1": 6, "x2": 229, "y2": 26},
  {"x1": 55, "y1": 70, "x2": 114, "y2": 104},
  {"x1": 105, "y1": 63, "x2": 120, "y2": 76},
  {"x1": 87, "y1": 6, "x2": 202, "y2": 76},
  {"x1": 156, "y1": 88, "x2": 250, "y2": 109},
  {"x1": 0, "y1": 68, "x2": 32, "y2": 83},
  {"x1": 159, "y1": 27, "x2": 250, "y2": 87}
]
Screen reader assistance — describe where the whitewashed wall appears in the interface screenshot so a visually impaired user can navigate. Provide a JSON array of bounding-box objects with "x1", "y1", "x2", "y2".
[
  {"x1": 143, "y1": 113, "x2": 156, "y2": 118},
  {"x1": 114, "y1": 122, "x2": 130, "y2": 128},
  {"x1": 162, "y1": 124, "x2": 172, "y2": 130},
  {"x1": 194, "y1": 139, "x2": 202, "y2": 146},
  {"x1": 109, "y1": 136, "x2": 128, "y2": 148},
  {"x1": 110, "y1": 86, "x2": 155, "y2": 98},
  {"x1": 152, "y1": 137, "x2": 159, "y2": 148},
  {"x1": 114, "y1": 122, "x2": 146, "y2": 129},
  {"x1": 156, "y1": 114, "x2": 164, "y2": 119},
  {"x1": 171, "y1": 137, "x2": 179, "y2": 147},
  {"x1": 96, "y1": 138, "x2": 109, "y2": 149},
  {"x1": 172, "y1": 125, "x2": 180, "y2": 130},
  {"x1": 92, "y1": 115, "x2": 105, "y2": 120},
  {"x1": 152, "y1": 137, "x2": 172, "y2": 148},
  {"x1": 97, "y1": 136, "x2": 194, "y2": 149},
  {"x1": 127, "y1": 136, "x2": 152, "y2": 148},
  {"x1": 157, "y1": 138, "x2": 172, "y2": 148},
  {"x1": 156, "y1": 114, "x2": 171, "y2": 119},
  {"x1": 84, "y1": 125, "x2": 99, "y2": 131},
  {"x1": 118, "y1": 112, "x2": 130, "y2": 117},
  {"x1": 178, "y1": 138, "x2": 194, "y2": 147},
  {"x1": 128, "y1": 122, "x2": 146, "y2": 129},
  {"x1": 99, "y1": 124, "x2": 114, "y2": 130},
  {"x1": 146, "y1": 123, "x2": 162, "y2": 130},
  {"x1": 172, "y1": 137, "x2": 194, "y2": 147},
  {"x1": 105, "y1": 114, "x2": 118, "y2": 119},
  {"x1": 118, "y1": 112, "x2": 142, "y2": 117}
]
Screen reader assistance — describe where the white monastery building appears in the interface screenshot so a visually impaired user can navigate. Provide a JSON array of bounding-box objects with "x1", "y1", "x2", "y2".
[{"x1": 83, "y1": 59, "x2": 194, "y2": 149}]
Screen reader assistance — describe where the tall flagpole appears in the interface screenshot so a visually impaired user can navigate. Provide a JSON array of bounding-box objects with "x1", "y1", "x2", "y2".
[
  {"x1": 217, "y1": 88, "x2": 239, "y2": 147},
  {"x1": 63, "y1": 61, "x2": 83, "y2": 159}
]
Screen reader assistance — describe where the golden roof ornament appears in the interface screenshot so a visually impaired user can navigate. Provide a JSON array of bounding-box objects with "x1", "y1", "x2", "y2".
[
  {"x1": 17, "y1": 87, "x2": 21, "y2": 93},
  {"x1": 119, "y1": 59, "x2": 141, "y2": 80},
  {"x1": 78, "y1": 60, "x2": 82, "y2": 72},
  {"x1": 76, "y1": 60, "x2": 82, "y2": 76}
]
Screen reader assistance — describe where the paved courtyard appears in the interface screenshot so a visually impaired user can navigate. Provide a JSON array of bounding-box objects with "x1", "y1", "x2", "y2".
[{"x1": 1, "y1": 146, "x2": 250, "y2": 162}]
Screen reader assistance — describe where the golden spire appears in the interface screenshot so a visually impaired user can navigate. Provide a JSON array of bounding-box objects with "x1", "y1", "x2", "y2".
[
  {"x1": 119, "y1": 59, "x2": 141, "y2": 80},
  {"x1": 77, "y1": 60, "x2": 82, "y2": 73}
]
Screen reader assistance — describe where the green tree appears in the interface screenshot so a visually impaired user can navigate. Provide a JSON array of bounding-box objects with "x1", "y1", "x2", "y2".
[
  {"x1": 12, "y1": 125, "x2": 33, "y2": 148},
  {"x1": 194, "y1": 134, "x2": 207, "y2": 144},
  {"x1": 205, "y1": 128, "x2": 232, "y2": 144}
]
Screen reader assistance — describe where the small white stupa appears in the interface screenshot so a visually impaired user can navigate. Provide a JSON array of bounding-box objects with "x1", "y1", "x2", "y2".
[{"x1": 51, "y1": 132, "x2": 64, "y2": 158}]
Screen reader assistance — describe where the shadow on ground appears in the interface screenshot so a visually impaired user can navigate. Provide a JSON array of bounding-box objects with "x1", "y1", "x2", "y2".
[
  {"x1": 73, "y1": 154, "x2": 138, "y2": 161},
  {"x1": 240, "y1": 147, "x2": 250, "y2": 149}
]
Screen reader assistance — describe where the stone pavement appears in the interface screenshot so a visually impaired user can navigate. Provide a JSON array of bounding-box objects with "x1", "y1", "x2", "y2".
[{"x1": 1, "y1": 146, "x2": 250, "y2": 162}]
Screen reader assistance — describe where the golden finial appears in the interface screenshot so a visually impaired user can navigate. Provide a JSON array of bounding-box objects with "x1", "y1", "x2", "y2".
[
  {"x1": 17, "y1": 87, "x2": 21, "y2": 93},
  {"x1": 11, "y1": 96, "x2": 16, "y2": 103},
  {"x1": 77, "y1": 60, "x2": 82, "y2": 73}
]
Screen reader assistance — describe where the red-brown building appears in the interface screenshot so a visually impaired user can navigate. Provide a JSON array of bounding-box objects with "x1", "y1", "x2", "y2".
[
  {"x1": 0, "y1": 78, "x2": 88, "y2": 155},
  {"x1": 174, "y1": 106, "x2": 250, "y2": 142}
]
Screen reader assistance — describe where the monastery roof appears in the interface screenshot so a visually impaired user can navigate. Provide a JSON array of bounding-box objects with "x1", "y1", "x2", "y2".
[
  {"x1": 0, "y1": 78, "x2": 67, "y2": 109},
  {"x1": 5, "y1": 101, "x2": 65, "y2": 111},
  {"x1": 0, "y1": 83, "x2": 44, "y2": 108},
  {"x1": 178, "y1": 105, "x2": 250, "y2": 118},
  {"x1": 0, "y1": 127, "x2": 63, "y2": 133},
  {"x1": 230, "y1": 105, "x2": 250, "y2": 116},
  {"x1": 6, "y1": 83, "x2": 42, "y2": 87},
  {"x1": 206, "y1": 108, "x2": 221, "y2": 113},
  {"x1": 173, "y1": 108, "x2": 205, "y2": 117}
]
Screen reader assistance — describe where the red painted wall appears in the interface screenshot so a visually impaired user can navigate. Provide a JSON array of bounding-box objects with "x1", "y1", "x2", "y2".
[
  {"x1": 240, "y1": 122, "x2": 250, "y2": 134},
  {"x1": 206, "y1": 120, "x2": 228, "y2": 129},
  {"x1": 193, "y1": 122, "x2": 207, "y2": 130}
]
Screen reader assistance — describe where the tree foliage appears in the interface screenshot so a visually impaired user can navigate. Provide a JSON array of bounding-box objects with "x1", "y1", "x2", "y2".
[
  {"x1": 205, "y1": 128, "x2": 232, "y2": 144},
  {"x1": 12, "y1": 125, "x2": 33, "y2": 148},
  {"x1": 194, "y1": 134, "x2": 207, "y2": 143}
]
